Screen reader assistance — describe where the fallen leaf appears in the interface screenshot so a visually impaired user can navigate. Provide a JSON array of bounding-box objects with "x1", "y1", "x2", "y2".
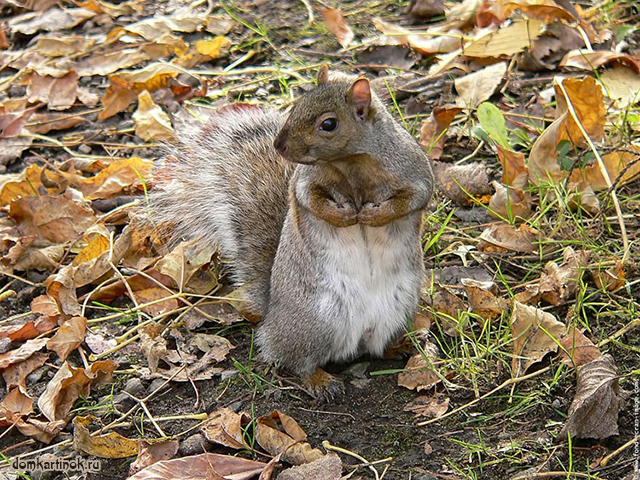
[
  {"x1": 76, "y1": 48, "x2": 152, "y2": 77},
  {"x1": 499, "y1": 0, "x2": 577, "y2": 23},
  {"x1": 129, "y1": 440, "x2": 180, "y2": 476},
  {"x1": 135, "y1": 287, "x2": 179, "y2": 317},
  {"x1": 463, "y1": 278, "x2": 508, "y2": 322},
  {"x1": 8, "y1": 7, "x2": 96, "y2": 35},
  {"x1": 488, "y1": 181, "x2": 532, "y2": 220},
  {"x1": 15, "y1": 417, "x2": 66, "y2": 444},
  {"x1": 201, "y1": 407, "x2": 249, "y2": 450},
  {"x1": 511, "y1": 301, "x2": 566, "y2": 377},
  {"x1": 558, "y1": 327, "x2": 602, "y2": 367},
  {"x1": 156, "y1": 240, "x2": 217, "y2": 293},
  {"x1": 256, "y1": 411, "x2": 324, "y2": 465},
  {"x1": 600, "y1": 65, "x2": 640, "y2": 108},
  {"x1": 108, "y1": 7, "x2": 204, "y2": 42},
  {"x1": 419, "y1": 105, "x2": 461, "y2": 159},
  {"x1": 477, "y1": 223, "x2": 540, "y2": 253},
  {"x1": 0, "y1": 338, "x2": 47, "y2": 369},
  {"x1": 398, "y1": 349, "x2": 442, "y2": 392},
  {"x1": 319, "y1": 8, "x2": 354, "y2": 48},
  {"x1": 46, "y1": 316, "x2": 87, "y2": 361},
  {"x1": 73, "y1": 415, "x2": 139, "y2": 458},
  {"x1": 278, "y1": 453, "x2": 342, "y2": 480},
  {"x1": 536, "y1": 247, "x2": 590, "y2": 305},
  {"x1": 591, "y1": 261, "x2": 626, "y2": 292},
  {"x1": 0, "y1": 103, "x2": 40, "y2": 139},
  {"x1": 403, "y1": 393, "x2": 450, "y2": 419},
  {"x1": 582, "y1": 148, "x2": 640, "y2": 192},
  {"x1": 73, "y1": 225, "x2": 132, "y2": 287},
  {"x1": 455, "y1": 62, "x2": 507, "y2": 108},
  {"x1": 47, "y1": 264, "x2": 82, "y2": 318},
  {"x1": 559, "y1": 50, "x2": 640, "y2": 74},
  {"x1": 2, "y1": 352, "x2": 49, "y2": 392},
  {"x1": 423, "y1": 284, "x2": 466, "y2": 336},
  {"x1": 128, "y1": 452, "x2": 267, "y2": 479},
  {"x1": 560, "y1": 354, "x2": 622, "y2": 439},
  {"x1": 373, "y1": 17, "x2": 462, "y2": 55},
  {"x1": 33, "y1": 35, "x2": 96, "y2": 57},
  {"x1": 463, "y1": 18, "x2": 545, "y2": 58},
  {"x1": 0, "y1": 388, "x2": 34, "y2": 426},
  {"x1": 27, "y1": 72, "x2": 79, "y2": 111},
  {"x1": 37, "y1": 360, "x2": 116, "y2": 422},
  {"x1": 139, "y1": 324, "x2": 168, "y2": 373},
  {"x1": 133, "y1": 90, "x2": 175, "y2": 142},
  {"x1": 496, "y1": 145, "x2": 528, "y2": 186}
]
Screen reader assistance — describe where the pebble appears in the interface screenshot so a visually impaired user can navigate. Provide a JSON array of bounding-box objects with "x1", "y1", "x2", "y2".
[{"x1": 178, "y1": 433, "x2": 207, "y2": 456}]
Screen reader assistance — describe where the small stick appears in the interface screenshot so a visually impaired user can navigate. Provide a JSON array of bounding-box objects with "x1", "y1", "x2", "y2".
[
  {"x1": 600, "y1": 435, "x2": 639, "y2": 466},
  {"x1": 322, "y1": 440, "x2": 385, "y2": 480}
]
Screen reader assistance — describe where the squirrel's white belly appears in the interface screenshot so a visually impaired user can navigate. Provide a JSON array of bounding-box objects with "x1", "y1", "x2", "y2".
[{"x1": 314, "y1": 215, "x2": 421, "y2": 362}]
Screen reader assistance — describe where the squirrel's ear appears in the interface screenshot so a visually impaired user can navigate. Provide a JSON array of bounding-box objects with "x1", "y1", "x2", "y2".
[
  {"x1": 347, "y1": 77, "x2": 371, "y2": 120},
  {"x1": 317, "y1": 64, "x2": 330, "y2": 85}
]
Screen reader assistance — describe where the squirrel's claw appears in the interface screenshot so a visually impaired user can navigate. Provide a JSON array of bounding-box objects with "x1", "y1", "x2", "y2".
[{"x1": 303, "y1": 368, "x2": 344, "y2": 403}]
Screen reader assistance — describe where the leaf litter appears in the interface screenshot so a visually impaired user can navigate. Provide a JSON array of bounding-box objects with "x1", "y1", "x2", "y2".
[{"x1": 0, "y1": 0, "x2": 638, "y2": 477}]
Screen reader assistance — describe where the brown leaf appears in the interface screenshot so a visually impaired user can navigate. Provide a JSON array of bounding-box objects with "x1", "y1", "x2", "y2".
[
  {"x1": 582, "y1": 148, "x2": 640, "y2": 192},
  {"x1": 558, "y1": 327, "x2": 602, "y2": 367},
  {"x1": 46, "y1": 316, "x2": 87, "y2": 361},
  {"x1": 496, "y1": 145, "x2": 527, "y2": 186},
  {"x1": 591, "y1": 261, "x2": 626, "y2": 292},
  {"x1": 373, "y1": 17, "x2": 461, "y2": 55},
  {"x1": 133, "y1": 91, "x2": 176, "y2": 142},
  {"x1": 511, "y1": 301, "x2": 566, "y2": 378},
  {"x1": 15, "y1": 417, "x2": 66, "y2": 444},
  {"x1": 432, "y1": 161, "x2": 492, "y2": 207},
  {"x1": 559, "y1": 50, "x2": 640, "y2": 74},
  {"x1": 37, "y1": 360, "x2": 116, "y2": 422},
  {"x1": 47, "y1": 264, "x2": 82, "y2": 318},
  {"x1": 536, "y1": 247, "x2": 590, "y2": 305},
  {"x1": 463, "y1": 278, "x2": 508, "y2": 322},
  {"x1": 2, "y1": 352, "x2": 49, "y2": 392},
  {"x1": 424, "y1": 284, "x2": 466, "y2": 335},
  {"x1": 139, "y1": 324, "x2": 168, "y2": 374},
  {"x1": 9, "y1": 191, "x2": 97, "y2": 244},
  {"x1": 0, "y1": 103, "x2": 40, "y2": 139},
  {"x1": 129, "y1": 440, "x2": 180, "y2": 476},
  {"x1": 407, "y1": 0, "x2": 445, "y2": 20},
  {"x1": 156, "y1": 240, "x2": 217, "y2": 293},
  {"x1": 560, "y1": 354, "x2": 622, "y2": 439},
  {"x1": 0, "y1": 338, "x2": 47, "y2": 369},
  {"x1": 0, "y1": 388, "x2": 34, "y2": 426},
  {"x1": 455, "y1": 62, "x2": 507, "y2": 108},
  {"x1": 27, "y1": 72, "x2": 79, "y2": 111},
  {"x1": 134, "y1": 287, "x2": 179, "y2": 317},
  {"x1": 499, "y1": 0, "x2": 577, "y2": 23},
  {"x1": 128, "y1": 452, "x2": 267, "y2": 479},
  {"x1": 201, "y1": 407, "x2": 248, "y2": 450},
  {"x1": 600, "y1": 66, "x2": 640, "y2": 108},
  {"x1": 34, "y1": 35, "x2": 96, "y2": 57},
  {"x1": 256, "y1": 411, "x2": 323, "y2": 465},
  {"x1": 8, "y1": 8, "x2": 96, "y2": 35},
  {"x1": 76, "y1": 48, "x2": 151, "y2": 77},
  {"x1": 398, "y1": 350, "x2": 442, "y2": 392},
  {"x1": 278, "y1": 453, "x2": 342, "y2": 480},
  {"x1": 27, "y1": 111, "x2": 86, "y2": 134},
  {"x1": 488, "y1": 181, "x2": 533, "y2": 220},
  {"x1": 477, "y1": 223, "x2": 540, "y2": 253},
  {"x1": 73, "y1": 225, "x2": 132, "y2": 287},
  {"x1": 12, "y1": 244, "x2": 66, "y2": 271},
  {"x1": 419, "y1": 105, "x2": 461, "y2": 160},
  {"x1": 463, "y1": 18, "x2": 544, "y2": 58},
  {"x1": 319, "y1": 8, "x2": 354, "y2": 48},
  {"x1": 73, "y1": 415, "x2": 139, "y2": 458},
  {"x1": 403, "y1": 393, "x2": 450, "y2": 419}
]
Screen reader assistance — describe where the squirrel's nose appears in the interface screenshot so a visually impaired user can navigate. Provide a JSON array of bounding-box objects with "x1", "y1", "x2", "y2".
[{"x1": 274, "y1": 133, "x2": 288, "y2": 156}]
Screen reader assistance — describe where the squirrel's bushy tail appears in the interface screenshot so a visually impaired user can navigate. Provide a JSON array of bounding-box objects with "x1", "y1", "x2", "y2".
[{"x1": 150, "y1": 105, "x2": 293, "y2": 315}]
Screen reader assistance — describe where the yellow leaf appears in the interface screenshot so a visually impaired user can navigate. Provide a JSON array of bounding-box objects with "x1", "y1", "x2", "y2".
[
  {"x1": 194, "y1": 36, "x2": 230, "y2": 57},
  {"x1": 132, "y1": 91, "x2": 175, "y2": 142}
]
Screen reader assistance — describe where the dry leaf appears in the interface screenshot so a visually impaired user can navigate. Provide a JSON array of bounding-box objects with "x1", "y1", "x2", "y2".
[
  {"x1": 27, "y1": 72, "x2": 79, "y2": 111},
  {"x1": 558, "y1": 327, "x2": 602, "y2": 367},
  {"x1": 2, "y1": 352, "x2": 49, "y2": 392},
  {"x1": 560, "y1": 354, "x2": 622, "y2": 439},
  {"x1": 47, "y1": 264, "x2": 82, "y2": 318},
  {"x1": 463, "y1": 18, "x2": 544, "y2": 58},
  {"x1": 34, "y1": 35, "x2": 96, "y2": 57},
  {"x1": 419, "y1": 105, "x2": 461, "y2": 159},
  {"x1": 600, "y1": 66, "x2": 640, "y2": 108},
  {"x1": 73, "y1": 415, "x2": 139, "y2": 458},
  {"x1": 496, "y1": 146, "x2": 528, "y2": 186},
  {"x1": 373, "y1": 17, "x2": 461, "y2": 55},
  {"x1": 156, "y1": 240, "x2": 217, "y2": 293},
  {"x1": 0, "y1": 388, "x2": 34, "y2": 426},
  {"x1": 477, "y1": 223, "x2": 540, "y2": 253},
  {"x1": 403, "y1": 393, "x2": 450, "y2": 419},
  {"x1": 133, "y1": 90, "x2": 175, "y2": 142},
  {"x1": 591, "y1": 261, "x2": 626, "y2": 292},
  {"x1": 128, "y1": 452, "x2": 267, "y2": 480},
  {"x1": 139, "y1": 325, "x2": 168, "y2": 373},
  {"x1": 256, "y1": 411, "x2": 324, "y2": 465},
  {"x1": 319, "y1": 8, "x2": 354, "y2": 48},
  {"x1": 511, "y1": 301, "x2": 566, "y2": 377},
  {"x1": 455, "y1": 62, "x2": 507, "y2": 108},
  {"x1": 398, "y1": 349, "x2": 442, "y2": 392},
  {"x1": 463, "y1": 278, "x2": 508, "y2": 322},
  {"x1": 488, "y1": 181, "x2": 533, "y2": 220},
  {"x1": 201, "y1": 407, "x2": 248, "y2": 450},
  {"x1": 423, "y1": 284, "x2": 466, "y2": 336},
  {"x1": 559, "y1": 50, "x2": 640, "y2": 74},
  {"x1": 536, "y1": 247, "x2": 590, "y2": 305},
  {"x1": 582, "y1": 148, "x2": 640, "y2": 192},
  {"x1": 129, "y1": 440, "x2": 180, "y2": 476},
  {"x1": 46, "y1": 316, "x2": 87, "y2": 362},
  {"x1": 0, "y1": 338, "x2": 47, "y2": 369},
  {"x1": 134, "y1": 287, "x2": 179, "y2": 317},
  {"x1": 8, "y1": 7, "x2": 96, "y2": 35},
  {"x1": 76, "y1": 48, "x2": 151, "y2": 77}
]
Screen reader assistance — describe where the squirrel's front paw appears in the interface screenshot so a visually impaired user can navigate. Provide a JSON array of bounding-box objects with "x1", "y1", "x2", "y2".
[
  {"x1": 302, "y1": 368, "x2": 344, "y2": 403},
  {"x1": 358, "y1": 202, "x2": 391, "y2": 227},
  {"x1": 327, "y1": 201, "x2": 358, "y2": 227}
]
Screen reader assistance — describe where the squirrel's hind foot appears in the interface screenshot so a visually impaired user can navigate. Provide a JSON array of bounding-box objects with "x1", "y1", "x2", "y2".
[{"x1": 302, "y1": 368, "x2": 344, "y2": 403}]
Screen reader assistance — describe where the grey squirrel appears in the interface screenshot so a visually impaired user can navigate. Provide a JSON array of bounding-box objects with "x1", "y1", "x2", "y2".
[{"x1": 151, "y1": 66, "x2": 434, "y2": 396}]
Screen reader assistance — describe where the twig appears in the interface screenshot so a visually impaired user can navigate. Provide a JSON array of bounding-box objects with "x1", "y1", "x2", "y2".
[
  {"x1": 555, "y1": 79, "x2": 629, "y2": 264},
  {"x1": 600, "y1": 435, "x2": 639, "y2": 466},
  {"x1": 322, "y1": 440, "x2": 385, "y2": 480}
]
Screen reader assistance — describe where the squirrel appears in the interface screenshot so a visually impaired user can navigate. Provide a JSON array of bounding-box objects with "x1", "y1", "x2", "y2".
[{"x1": 150, "y1": 65, "x2": 434, "y2": 397}]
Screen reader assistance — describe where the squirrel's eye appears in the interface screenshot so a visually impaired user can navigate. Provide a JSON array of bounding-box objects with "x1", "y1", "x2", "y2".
[{"x1": 319, "y1": 117, "x2": 338, "y2": 132}]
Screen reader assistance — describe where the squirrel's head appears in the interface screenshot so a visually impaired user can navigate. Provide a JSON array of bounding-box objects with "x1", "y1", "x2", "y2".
[{"x1": 274, "y1": 65, "x2": 375, "y2": 164}]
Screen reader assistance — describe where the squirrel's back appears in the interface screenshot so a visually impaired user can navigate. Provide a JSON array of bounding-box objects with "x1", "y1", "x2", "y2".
[{"x1": 151, "y1": 105, "x2": 294, "y2": 315}]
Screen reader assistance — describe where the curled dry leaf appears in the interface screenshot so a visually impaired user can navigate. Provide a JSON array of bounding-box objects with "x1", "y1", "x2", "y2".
[
  {"x1": 319, "y1": 8, "x2": 354, "y2": 48},
  {"x1": 129, "y1": 439, "x2": 180, "y2": 476},
  {"x1": 558, "y1": 327, "x2": 602, "y2": 368},
  {"x1": 499, "y1": 0, "x2": 578, "y2": 23},
  {"x1": 7, "y1": 7, "x2": 96, "y2": 35},
  {"x1": 536, "y1": 247, "x2": 590, "y2": 305},
  {"x1": 432, "y1": 161, "x2": 492, "y2": 207},
  {"x1": 373, "y1": 17, "x2": 462, "y2": 55},
  {"x1": 46, "y1": 316, "x2": 86, "y2": 362},
  {"x1": 133, "y1": 90, "x2": 175, "y2": 142},
  {"x1": 156, "y1": 240, "x2": 217, "y2": 293},
  {"x1": 278, "y1": 453, "x2": 342, "y2": 480},
  {"x1": 27, "y1": 72, "x2": 79, "y2": 111},
  {"x1": 477, "y1": 223, "x2": 540, "y2": 253},
  {"x1": 455, "y1": 62, "x2": 507, "y2": 108},
  {"x1": 128, "y1": 452, "x2": 267, "y2": 480},
  {"x1": 488, "y1": 181, "x2": 533, "y2": 220},
  {"x1": 423, "y1": 284, "x2": 466, "y2": 336},
  {"x1": 2, "y1": 352, "x2": 49, "y2": 392},
  {"x1": 47, "y1": 264, "x2": 82, "y2": 318},
  {"x1": 140, "y1": 324, "x2": 168, "y2": 373},
  {"x1": 496, "y1": 146, "x2": 527, "y2": 186},
  {"x1": 256, "y1": 410, "x2": 324, "y2": 465},
  {"x1": 403, "y1": 393, "x2": 450, "y2": 419},
  {"x1": 73, "y1": 415, "x2": 139, "y2": 458},
  {"x1": 37, "y1": 360, "x2": 116, "y2": 422},
  {"x1": 559, "y1": 49, "x2": 640, "y2": 74},
  {"x1": 0, "y1": 388, "x2": 34, "y2": 426},
  {"x1": 463, "y1": 278, "x2": 508, "y2": 322},
  {"x1": 591, "y1": 261, "x2": 626, "y2": 292},
  {"x1": 73, "y1": 225, "x2": 132, "y2": 287},
  {"x1": 419, "y1": 105, "x2": 461, "y2": 160},
  {"x1": 600, "y1": 66, "x2": 640, "y2": 108},
  {"x1": 398, "y1": 340, "x2": 442, "y2": 391},
  {"x1": 560, "y1": 354, "x2": 622, "y2": 439},
  {"x1": 201, "y1": 407, "x2": 249, "y2": 450},
  {"x1": 0, "y1": 337, "x2": 47, "y2": 369},
  {"x1": 511, "y1": 301, "x2": 566, "y2": 378}
]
